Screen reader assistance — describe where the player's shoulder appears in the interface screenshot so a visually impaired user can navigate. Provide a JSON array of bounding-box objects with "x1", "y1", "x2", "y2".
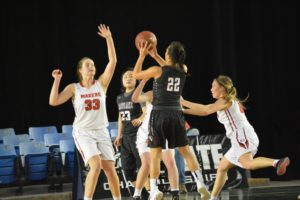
[{"x1": 65, "y1": 82, "x2": 76, "y2": 91}]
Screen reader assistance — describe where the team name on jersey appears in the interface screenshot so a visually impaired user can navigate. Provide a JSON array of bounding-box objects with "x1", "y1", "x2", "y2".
[
  {"x1": 118, "y1": 102, "x2": 133, "y2": 110},
  {"x1": 80, "y1": 92, "x2": 101, "y2": 99}
]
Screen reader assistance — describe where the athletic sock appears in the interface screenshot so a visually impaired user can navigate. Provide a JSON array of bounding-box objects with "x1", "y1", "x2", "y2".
[
  {"x1": 192, "y1": 170, "x2": 205, "y2": 188},
  {"x1": 273, "y1": 159, "x2": 279, "y2": 167},
  {"x1": 133, "y1": 188, "x2": 142, "y2": 197},
  {"x1": 150, "y1": 178, "x2": 157, "y2": 191}
]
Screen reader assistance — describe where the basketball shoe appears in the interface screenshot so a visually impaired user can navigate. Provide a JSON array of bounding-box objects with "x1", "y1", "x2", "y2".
[{"x1": 276, "y1": 157, "x2": 290, "y2": 176}]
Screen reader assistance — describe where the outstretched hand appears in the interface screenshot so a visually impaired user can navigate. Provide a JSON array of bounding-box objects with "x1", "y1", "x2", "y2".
[
  {"x1": 148, "y1": 45, "x2": 158, "y2": 58},
  {"x1": 97, "y1": 24, "x2": 112, "y2": 39},
  {"x1": 139, "y1": 41, "x2": 152, "y2": 57}
]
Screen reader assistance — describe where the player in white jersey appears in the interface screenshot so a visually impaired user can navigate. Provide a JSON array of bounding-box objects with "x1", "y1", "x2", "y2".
[
  {"x1": 181, "y1": 75, "x2": 290, "y2": 200},
  {"x1": 131, "y1": 79, "x2": 178, "y2": 200},
  {"x1": 49, "y1": 24, "x2": 121, "y2": 200}
]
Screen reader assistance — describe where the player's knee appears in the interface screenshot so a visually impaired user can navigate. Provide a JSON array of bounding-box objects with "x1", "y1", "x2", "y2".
[
  {"x1": 141, "y1": 161, "x2": 150, "y2": 171},
  {"x1": 124, "y1": 169, "x2": 137, "y2": 182},
  {"x1": 89, "y1": 163, "x2": 101, "y2": 174},
  {"x1": 217, "y1": 164, "x2": 229, "y2": 173},
  {"x1": 102, "y1": 162, "x2": 116, "y2": 174},
  {"x1": 178, "y1": 146, "x2": 191, "y2": 158},
  {"x1": 88, "y1": 161, "x2": 101, "y2": 172},
  {"x1": 240, "y1": 161, "x2": 253, "y2": 170}
]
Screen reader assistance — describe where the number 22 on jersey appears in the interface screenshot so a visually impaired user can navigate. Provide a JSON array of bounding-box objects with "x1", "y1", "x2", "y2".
[{"x1": 167, "y1": 77, "x2": 180, "y2": 92}]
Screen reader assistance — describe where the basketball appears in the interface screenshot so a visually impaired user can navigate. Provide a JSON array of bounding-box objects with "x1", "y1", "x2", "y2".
[{"x1": 135, "y1": 30, "x2": 157, "y2": 50}]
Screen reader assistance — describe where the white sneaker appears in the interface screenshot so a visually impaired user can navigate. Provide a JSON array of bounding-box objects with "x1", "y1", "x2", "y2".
[
  {"x1": 149, "y1": 188, "x2": 163, "y2": 200},
  {"x1": 197, "y1": 181, "x2": 211, "y2": 200}
]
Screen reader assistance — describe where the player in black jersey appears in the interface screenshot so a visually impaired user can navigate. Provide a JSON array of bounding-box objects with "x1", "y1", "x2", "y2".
[
  {"x1": 114, "y1": 68, "x2": 145, "y2": 189},
  {"x1": 133, "y1": 41, "x2": 210, "y2": 200}
]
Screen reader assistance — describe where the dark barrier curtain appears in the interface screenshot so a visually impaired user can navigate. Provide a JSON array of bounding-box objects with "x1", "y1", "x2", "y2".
[{"x1": 0, "y1": 0, "x2": 299, "y2": 180}]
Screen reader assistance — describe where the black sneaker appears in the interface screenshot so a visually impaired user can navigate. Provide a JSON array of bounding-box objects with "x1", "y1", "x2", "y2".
[
  {"x1": 276, "y1": 157, "x2": 290, "y2": 176},
  {"x1": 141, "y1": 188, "x2": 150, "y2": 200},
  {"x1": 179, "y1": 183, "x2": 188, "y2": 194},
  {"x1": 172, "y1": 195, "x2": 179, "y2": 200}
]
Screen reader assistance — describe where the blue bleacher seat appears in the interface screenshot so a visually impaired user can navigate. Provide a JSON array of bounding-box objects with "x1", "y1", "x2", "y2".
[
  {"x1": 18, "y1": 142, "x2": 55, "y2": 193},
  {"x1": 110, "y1": 128, "x2": 118, "y2": 140},
  {"x1": 61, "y1": 125, "x2": 73, "y2": 134},
  {"x1": 186, "y1": 128, "x2": 201, "y2": 159},
  {"x1": 187, "y1": 128, "x2": 200, "y2": 137},
  {"x1": 16, "y1": 134, "x2": 30, "y2": 143},
  {"x1": 0, "y1": 128, "x2": 15, "y2": 144},
  {"x1": 19, "y1": 142, "x2": 49, "y2": 180},
  {"x1": 44, "y1": 133, "x2": 63, "y2": 178},
  {"x1": 44, "y1": 133, "x2": 61, "y2": 147},
  {"x1": 28, "y1": 126, "x2": 57, "y2": 142},
  {"x1": 59, "y1": 140, "x2": 75, "y2": 177},
  {"x1": 0, "y1": 144, "x2": 18, "y2": 185},
  {"x1": 3, "y1": 134, "x2": 30, "y2": 156},
  {"x1": 3, "y1": 135, "x2": 19, "y2": 147},
  {"x1": 60, "y1": 133, "x2": 73, "y2": 140},
  {"x1": 108, "y1": 121, "x2": 118, "y2": 133},
  {"x1": 3, "y1": 135, "x2": 20, "y2": 155}
]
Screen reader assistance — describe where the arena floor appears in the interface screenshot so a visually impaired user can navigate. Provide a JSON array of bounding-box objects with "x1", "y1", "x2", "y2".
[{"x1": 1, "y1": 180, "x2": 300, "y2": 200}]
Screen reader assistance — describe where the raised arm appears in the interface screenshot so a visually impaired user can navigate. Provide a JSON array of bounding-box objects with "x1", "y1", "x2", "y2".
[
  {"x1": 181, "y1": 97, "x2": 229, "y2": 116},
  {"x1": 49, "y1": 69, "x2": 74, "y2": 106},
  {"x1": 97, "y1": 24, "x2": 117, "y2": 93},
  {"x1": 133, "y1": 42, "x2": 148, "y2": 76},
  {"x1": 148, "y1": 45, "x2": 166, "y2": 66},
  {"x1": 133, "y1": 42, "x2": 162, "y2": 80}
]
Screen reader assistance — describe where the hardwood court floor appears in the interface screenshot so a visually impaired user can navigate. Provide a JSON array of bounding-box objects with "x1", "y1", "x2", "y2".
[
  {"x1": 1, "y1": 180, "x2": 299, "y2": 200},
  {"x1": 112, "y1": 181, "x2": 300, "y2": 200}
]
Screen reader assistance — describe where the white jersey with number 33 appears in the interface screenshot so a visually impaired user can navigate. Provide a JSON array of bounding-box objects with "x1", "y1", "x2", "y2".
[{"x1": 72, "y1": 81, "x2": 108, "y2": 130}]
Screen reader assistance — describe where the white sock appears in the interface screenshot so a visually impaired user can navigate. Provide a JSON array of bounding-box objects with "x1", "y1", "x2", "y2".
[
  {"x1": 150, "y1": 179, "x2": 157, "y2": 191},
  {"x1": 192, "y1": 170, "x2": 205, "y2": 188},
  {"x1": 84, "y1": 197, "x2": 92, "y2": 200},
  {"x1": 273, "y1": 159, "x2": 279, "y2": 167},
  {"x1": 113, "y1": 197, "x2": 121, "y2": 200},
  {"x1": 194, "y1": 170, "x2": 204, "y2": 182},
  {"x1": 210, "y1": 197, "x2": 218, "y2": 200},
  {"x1": 133, "y1": 188, "x2": 142, "y2": 197}
]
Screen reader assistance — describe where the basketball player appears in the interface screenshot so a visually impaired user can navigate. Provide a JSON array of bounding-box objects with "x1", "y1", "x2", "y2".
[
  {"x1": 49, "y1": 24, "x2": 121, "y2": 200},
  {"x1": 131, "y1": 79, "x2": 179, "y2": 200},
  {"x1": 132, "y1": 41, "x2": 210, "y2": 200},
  {"x1": 180, "y1": 75, "x2": 290, "y2": 200},
  {"x1": 114, "y1": 68, "x2": 145, "y2": 191}
]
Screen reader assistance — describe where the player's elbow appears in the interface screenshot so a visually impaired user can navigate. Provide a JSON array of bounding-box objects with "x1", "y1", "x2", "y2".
[
  {"x1": 201, "y1": 110, "x2": 211, "y2": 116},
  {"x1": 49, "y1": 100, "x2": 59, "y2": 106},
  {"x1": 132, "y1": 72, "x2": 142, "y2": 80},
  {"x1": 132, "y1": 73, "x2": 137, "y2": 79},
  {"x1": 131, "y1": 97, "x2": 138, "y2": 103}
]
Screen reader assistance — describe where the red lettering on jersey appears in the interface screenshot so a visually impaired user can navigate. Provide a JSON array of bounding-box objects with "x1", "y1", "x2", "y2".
[{"x1": 81, "y1": 92, "x2": 101, "y2": 99}]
